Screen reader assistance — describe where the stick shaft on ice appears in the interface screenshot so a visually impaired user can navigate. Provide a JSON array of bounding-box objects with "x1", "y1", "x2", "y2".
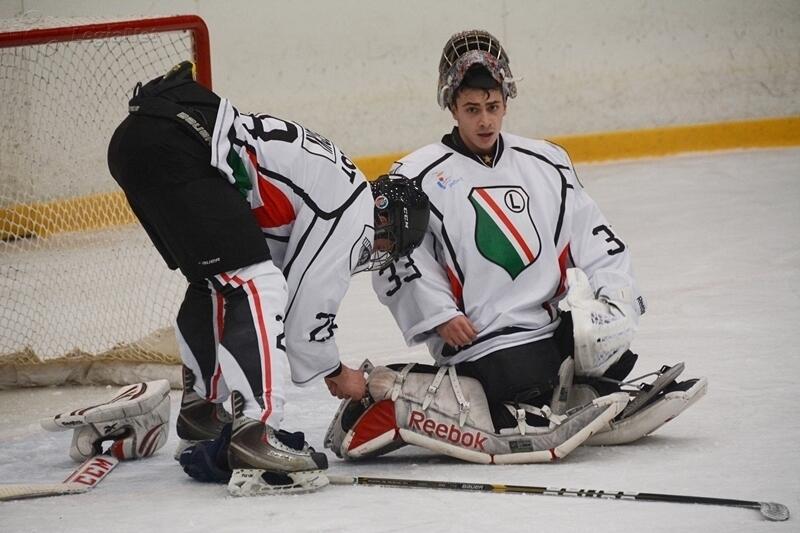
[{"x1": 328, "y1": 475, "x2": 789, "y2": 522}]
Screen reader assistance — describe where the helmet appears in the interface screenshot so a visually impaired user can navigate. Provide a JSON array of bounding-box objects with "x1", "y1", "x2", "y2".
[
  {"x1": 368, "y1": 175, "x2": 430, "y2": 271},
  {"x1": 437, "y1": 29, "x2": 517, "y2": 109}
]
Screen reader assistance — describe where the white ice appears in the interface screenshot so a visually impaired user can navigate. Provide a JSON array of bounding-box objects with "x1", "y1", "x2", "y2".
[{"x1": 1, "y1": 148, "x2": 798, "y2": 532}]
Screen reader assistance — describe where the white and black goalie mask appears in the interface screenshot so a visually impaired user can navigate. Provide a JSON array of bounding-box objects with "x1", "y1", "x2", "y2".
[{"x1": 437, "y1": 29, "x2": 517, "y2": 109}]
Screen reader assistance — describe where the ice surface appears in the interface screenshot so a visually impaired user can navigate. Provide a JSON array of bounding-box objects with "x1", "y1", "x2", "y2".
[{"x1": 1, "y1": 148, "x2": 798, "y2": 532}]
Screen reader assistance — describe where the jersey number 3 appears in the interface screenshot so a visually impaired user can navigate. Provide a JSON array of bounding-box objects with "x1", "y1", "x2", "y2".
[
  {"x1": 593, "y1": 224, "x2": 626, "y2": 255},
  {"x1": 380, "y1": 255, "x2": 421, "y2": 297}
]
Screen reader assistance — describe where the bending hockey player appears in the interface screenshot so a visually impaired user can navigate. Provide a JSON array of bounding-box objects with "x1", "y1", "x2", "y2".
[
  {"x1": 326, "y1": 30, "x2": 706, "y2": 464},
  {"x1": 107, "y1": 62, "x2": 430, "y2": 494}
]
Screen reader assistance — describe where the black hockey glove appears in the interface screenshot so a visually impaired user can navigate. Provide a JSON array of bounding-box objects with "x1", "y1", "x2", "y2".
[{"x1": 179, "y1": 423, "x2": 232, "y2": 483}]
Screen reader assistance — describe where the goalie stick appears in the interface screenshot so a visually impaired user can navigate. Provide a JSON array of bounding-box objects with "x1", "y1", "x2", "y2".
[
  {"x1": 328, "y1": 475, "x2": 790, "y2": 522},
  {"x1": 0, "y1": 454, "x2": 119, "y2": 502}
]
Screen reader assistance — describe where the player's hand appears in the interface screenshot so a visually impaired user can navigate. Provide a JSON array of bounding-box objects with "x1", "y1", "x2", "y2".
[
  {"x1": 436, "y1": 315, "x2": 478, "y2": 348},
  {"x1": 325, "y1": 365, "x2": 367, "y2": 401}
]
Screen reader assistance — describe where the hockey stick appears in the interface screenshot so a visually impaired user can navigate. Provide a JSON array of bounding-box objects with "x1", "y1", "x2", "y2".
[
  {"x1": 328, "y1": 475, "x2": 790, "y2": 521},
  {"x1": 0, "y1": 454, "x2": 119, "y2": 502}
]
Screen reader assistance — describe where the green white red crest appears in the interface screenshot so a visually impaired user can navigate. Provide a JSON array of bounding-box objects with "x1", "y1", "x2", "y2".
[{"x1": 468, "y1": 186, "x2": 542, "y2": 279}]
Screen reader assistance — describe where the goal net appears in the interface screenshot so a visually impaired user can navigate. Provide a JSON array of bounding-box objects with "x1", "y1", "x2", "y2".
[{"x1": 0, "y1": 14, "x2": 212, "y2": 388}]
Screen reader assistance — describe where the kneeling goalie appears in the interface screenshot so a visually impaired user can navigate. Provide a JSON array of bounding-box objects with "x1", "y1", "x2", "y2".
[{"x1": 326, "y1": 29, "x2": 707, "y2": 465}]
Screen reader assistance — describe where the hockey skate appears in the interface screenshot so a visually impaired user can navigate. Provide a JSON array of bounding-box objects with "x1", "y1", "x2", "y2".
[
  {"x1": 174, "y1": 366, "x2": 232, "y2": 459},
  {"x1": 227, "y1": 391, "x2": 329, "y2": 496},
  {"x1": 568, "y1": 356, "x2": 708, "y2": 446}
]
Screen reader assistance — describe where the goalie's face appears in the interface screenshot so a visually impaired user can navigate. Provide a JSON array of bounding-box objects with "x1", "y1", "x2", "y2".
[{"x1": 450, "y1": 87, "x2": 506, "y2": 156}]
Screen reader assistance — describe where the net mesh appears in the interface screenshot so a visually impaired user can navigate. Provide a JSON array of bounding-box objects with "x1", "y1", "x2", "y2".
[{"x1": 0, "y1": 14, "x2": 207, "y2": 387}]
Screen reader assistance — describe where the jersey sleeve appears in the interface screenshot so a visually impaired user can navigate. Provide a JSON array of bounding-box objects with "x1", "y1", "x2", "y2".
[
  {"x1": 561, "y1": 149, "x2": 647, "y2": 316},
  {"x1": 283, "y1": 184, "x2": 375, "y2": 386},
  {"x1": 372, "y1": 229, "x2": 462, "y2": 347}
]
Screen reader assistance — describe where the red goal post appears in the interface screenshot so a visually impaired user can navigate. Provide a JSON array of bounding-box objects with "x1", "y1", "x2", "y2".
[
  {"x1": 0, "y1": 14, "x2": 212, "y2": 88},
  {"x1": 0, "y1": 14, "x2": 213, "y2": 388}
]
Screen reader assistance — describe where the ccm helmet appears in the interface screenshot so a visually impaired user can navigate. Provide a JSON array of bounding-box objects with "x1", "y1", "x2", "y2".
[
  {"x1": 369, "y1": 174, "x2": 430, "y2": 270},
  {"x1": 437, "y1": 29, "x2": 517, "y2": 109}
]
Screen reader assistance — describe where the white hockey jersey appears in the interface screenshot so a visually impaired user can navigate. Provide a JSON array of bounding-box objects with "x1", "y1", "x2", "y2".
[
  {"x1": 373, "y1": 131, "x2": 645, "y2": 365},
  {"x1": 211, "y1": 99, "x2": 374, "y2": 385}
]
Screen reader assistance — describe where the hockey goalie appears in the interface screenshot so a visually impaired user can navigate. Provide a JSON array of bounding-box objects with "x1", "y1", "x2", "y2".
[{"x1": 325, "y1": 29, "x2": 706, "y2": 464}]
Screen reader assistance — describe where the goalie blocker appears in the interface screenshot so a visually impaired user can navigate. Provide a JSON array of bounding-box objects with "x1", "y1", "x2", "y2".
[
  {"x1": 325, "y1": 363, "x2": 627, "y2": 464},
  {"x1": 41, "y1": 380, "x2": 171, "y2": 461}
]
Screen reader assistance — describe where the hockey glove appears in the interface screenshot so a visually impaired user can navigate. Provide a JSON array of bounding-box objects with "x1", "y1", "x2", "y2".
[
  {"x1": 41, "y1": 380, "x2": 171, "y2": 462},
  {"x1": 180, "y1": 423, "x2": 233, "y2": 483},
  {"x1": 565, "y1": 268, "x2": 638, "y2": 377}
]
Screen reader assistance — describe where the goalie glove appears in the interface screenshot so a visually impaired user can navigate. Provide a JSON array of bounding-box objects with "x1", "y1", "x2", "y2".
[
  {"x1": 564, "y1": 268, "x2": 638, "y2": 377},
  {"x1": 41, "y1": 380, "x2": 171, "y2": 462}
]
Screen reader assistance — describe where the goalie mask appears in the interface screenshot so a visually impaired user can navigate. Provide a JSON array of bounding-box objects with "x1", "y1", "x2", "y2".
[
  {"x1": 437, "y1": 29, "x2": 517, "y2": 109},
  {"x1": 369, "y1": 175, "x2": 430, "y2": 271}
]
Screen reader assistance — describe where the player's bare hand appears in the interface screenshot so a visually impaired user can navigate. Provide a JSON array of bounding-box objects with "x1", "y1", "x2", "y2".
[
  {"x1": 325, "y1": 364, "x2": 367, "y2": 401},
  {"x1": 436, "y1": 315, "x2": 478, "y2": 348}
]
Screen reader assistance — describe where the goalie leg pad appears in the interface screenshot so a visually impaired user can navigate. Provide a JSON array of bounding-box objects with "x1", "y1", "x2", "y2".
[
  {"x1": 335, "y1": 399, "x2": 406, "y2": 459},
  {"x1": 325, "y1": 365, "x2": 493, "y2": 461},
  {"x1": 326, "y1": 365, "x2": 629, "y2": 463},
  {"x1": 585, "y1": 377, "x2": 707, "y2": 446},
  {"x1": 568, "y1": 361, "x2": 708, "y2": 445}
]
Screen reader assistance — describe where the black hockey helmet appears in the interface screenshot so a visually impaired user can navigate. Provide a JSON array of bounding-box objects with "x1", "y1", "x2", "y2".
[{"x1": 368, "y1": 174, "x2": 430, "y2": 271}]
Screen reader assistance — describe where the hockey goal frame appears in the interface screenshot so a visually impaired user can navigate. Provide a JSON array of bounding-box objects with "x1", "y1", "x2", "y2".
[
  {"x1": 0, "y1": 14, "x2": 213, "y2": 388},
  {"x1": 0, "y1": 15, "x2": 211, "y2": 87},
  {"x1": 0, "y1": 15, "x2": 212, "y2": 240}
]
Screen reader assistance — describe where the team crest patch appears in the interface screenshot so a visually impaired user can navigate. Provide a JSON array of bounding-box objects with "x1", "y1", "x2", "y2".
[
  {"x1": 349, "y1": 225, "x2": 374, "y2": 274},
  {"x1": 468, "y1": 186, "x2": 542, "y2": 280}
]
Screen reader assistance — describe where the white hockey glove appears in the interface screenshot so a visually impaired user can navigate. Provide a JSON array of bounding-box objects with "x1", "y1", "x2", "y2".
[
  {"x1": 564, "y1": 268, "x2": 638, "y2": 377},
  {"x1": 41, "y1": 380, "x2": 171, "y2": 462}
]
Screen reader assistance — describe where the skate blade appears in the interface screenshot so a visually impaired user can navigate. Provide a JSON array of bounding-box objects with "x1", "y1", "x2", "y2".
[{"x1": 227, "y1": 469, "x2": 329, "y2": 496}]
